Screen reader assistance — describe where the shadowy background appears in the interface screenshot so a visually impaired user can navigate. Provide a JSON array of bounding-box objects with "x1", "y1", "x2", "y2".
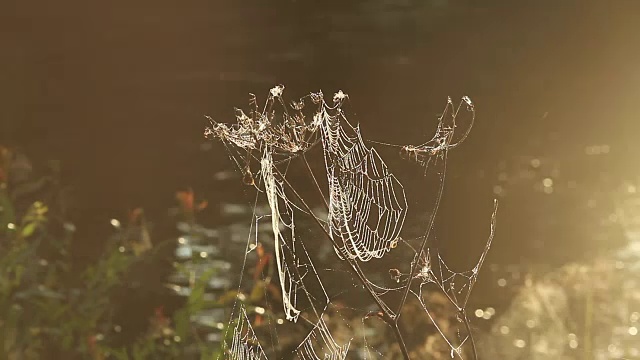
[{"x1": 2, "y1": 0, "x2": 640, "y2": 304}]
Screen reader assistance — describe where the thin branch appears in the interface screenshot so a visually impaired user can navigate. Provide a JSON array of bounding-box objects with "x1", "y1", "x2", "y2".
[
  {"x1": 395, "y1": 150, "x2": 448, "y2": 317},
  {"x1": 272, "y1": 166, "x2": 412, "y2": 360},
  {"x1": 461, "y1": 311, "x2": 478, "y2": 360},
  {"x1": 301, "y1": 154, "x2": 329, "y2": 210}
]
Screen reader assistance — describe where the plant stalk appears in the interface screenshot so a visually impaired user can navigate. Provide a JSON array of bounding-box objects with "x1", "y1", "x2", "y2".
[{"x1": 274, "y1": 165, "x2": 412, "y2": 360}]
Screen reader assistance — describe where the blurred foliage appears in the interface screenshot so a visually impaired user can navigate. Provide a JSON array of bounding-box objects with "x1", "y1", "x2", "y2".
[{"x1": 0, "y1": 146, "x2": 227, "y2": 360}]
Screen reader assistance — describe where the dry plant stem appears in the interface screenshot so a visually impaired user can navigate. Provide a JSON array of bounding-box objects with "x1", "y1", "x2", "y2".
[
  {"x1": 461, "y1": 311, "x2": 478, "y2": 359},
  {"x1": 396, "y1": 151, "x2": 449, "y2": 316},
  {"x1": 301, "y1": 154, "x2": 329, "y2": 209},
  {"x1": 274, "y1": 166, "x2": 412, "y2": 360},
  {"x1": 392, "y1": 147, "x2": 479, "y2": 360}
]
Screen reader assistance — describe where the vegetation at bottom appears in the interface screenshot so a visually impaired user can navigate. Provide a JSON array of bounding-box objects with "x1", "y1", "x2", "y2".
[{"x1": 0, "y1": 146, "x2": 235, "y2": 360}]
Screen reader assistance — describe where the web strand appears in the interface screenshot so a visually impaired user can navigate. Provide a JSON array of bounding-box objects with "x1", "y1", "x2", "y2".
[{"x1": 208, "y1": 86, "x2": 495, "y2": 360}]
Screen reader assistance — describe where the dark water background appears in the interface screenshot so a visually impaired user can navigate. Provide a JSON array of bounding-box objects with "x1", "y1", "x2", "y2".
[{"x1": 2, "y1": 0, "x2": 640, "y2": 275}]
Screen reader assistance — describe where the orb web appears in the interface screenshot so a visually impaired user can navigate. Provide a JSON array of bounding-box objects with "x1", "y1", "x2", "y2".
[
  {"x1": 295, "y1": 317, "x2": 350, "y2": 360},
  {"x1": 316, "y1": 99, "x2": 408, "y2": 262},
  {"x1": 230, "y1": 306, "x2": 268, "y2": 360}
]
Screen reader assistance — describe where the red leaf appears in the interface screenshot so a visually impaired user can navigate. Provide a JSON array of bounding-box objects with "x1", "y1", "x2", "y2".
[
  {"x1": 253, "y1": 253, "x2": 271, "y2": 280},
  {"x1": 128, "y1": 208, "x2": 144, "y2": 224},
  {"x1": 176, "y1": 189, "x2": 194, "y2": 212}
]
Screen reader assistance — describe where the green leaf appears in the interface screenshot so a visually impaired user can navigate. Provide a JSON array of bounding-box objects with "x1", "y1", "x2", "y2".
[
  {"x1": 13, "y1": 265, "x2": 24, "y2": 285},
  {"x1": 21, "y1": 222, "x2": 37, "y2": 238},
  {"x1": 0, "y1": 189, "x2": 15, "y2": 231},
  {"x1": 174, "y1": 308, "x2": 190, "y2": 340}
]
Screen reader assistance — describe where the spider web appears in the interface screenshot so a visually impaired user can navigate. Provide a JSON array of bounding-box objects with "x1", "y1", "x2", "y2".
[
  {"x1": 209, "y1": 86, "x2": 351, "y2": 359},
  {"x1": 207, "y1": 86, "x2": 496, "y2": 360},
  {"x1": 230, "y1": 306, "x2": 268, "y2": 360},
  {"x1": 380, "y1": 94, "x2": 493, "y2": 358},
  {"x1": 397, "y1": 96, "x2": 475, "y2": 173},
  {"x1": 408, "y1": 200, "x2": 498, "y2": 357},
  {"x1": 317, "y1": 97, "x2": 408, "y2": 262},
  {"x1": 261, "y1": 148, "x2": 302, "y2": 321},
  {"x1": 295, "y1": 317, "x2": 350, "y2": 360}
]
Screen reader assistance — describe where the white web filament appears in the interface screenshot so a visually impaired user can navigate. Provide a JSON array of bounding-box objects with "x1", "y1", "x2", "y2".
[
  {"x1": 409, "y1": 200, "x2": 498, "y2": 358},
  {"x1": 261, "y1": 148, "x2": 302, "y2": 322},
  {"x1": 400, "y1": 96, "x2": 475, "y2": 171},
  {"x1": 208, "y1": 87, "x2": 332, "y2": 327},
  {"x1": 229, "y1": 306, "x2": 268, "y2": 360},
  {"x1": 296, "y1": 318, "x2": 350, "y2": 360},
  {"x1": 317, "y1": 101, "x2": 408, "y2": 262},
  {"x1": 205, "y1": 85, "x2": 321, "y2": 158},
  {"x1": 209, "y1": 87, "x2": 494, "y2": 360}
]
